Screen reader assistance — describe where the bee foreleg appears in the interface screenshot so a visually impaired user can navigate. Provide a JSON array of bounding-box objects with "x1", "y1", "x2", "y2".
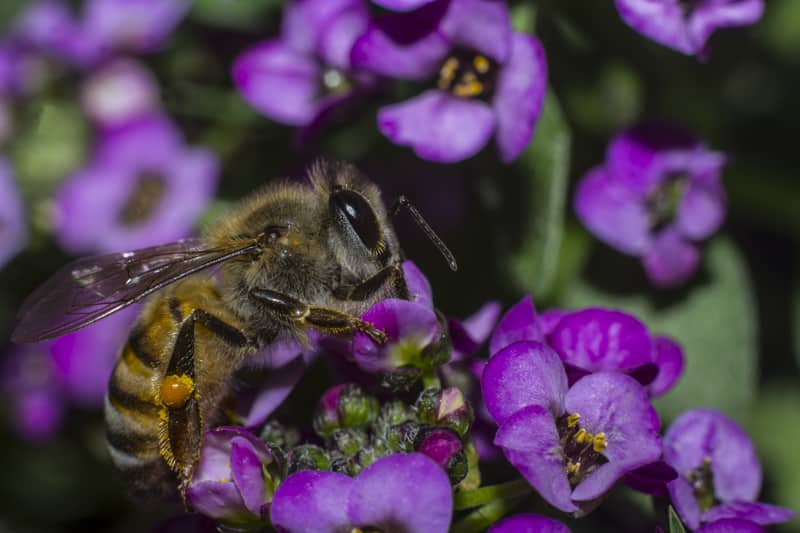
[
  {"x1": 333, "y1": 264, "x2": 408, "y2": 301},
  {"x1": 250, "y1": 288, "x2": 388, "y2": 344}
]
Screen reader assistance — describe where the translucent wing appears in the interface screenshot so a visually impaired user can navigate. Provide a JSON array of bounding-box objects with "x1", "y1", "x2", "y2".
[{"x1": 12, "y1": 238, "x2": 259, "y2": 343}]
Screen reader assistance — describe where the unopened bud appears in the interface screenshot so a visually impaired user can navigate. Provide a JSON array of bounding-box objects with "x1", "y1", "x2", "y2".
[
  {"x1": 416, "y1": 427, "x2": 467, "y2": 485},
  {"x1": 313, "y1": 384, "x2": 379, "y2": 438},
  {"x1": 331, "y1": 428, "x2": 369, "y2": 458},
  {"x1": 287, "y1": 444, "x2": 330, "y2": 474},
  {"x1": 415, "y1": 387, "x2": 474, "y2": 438}
]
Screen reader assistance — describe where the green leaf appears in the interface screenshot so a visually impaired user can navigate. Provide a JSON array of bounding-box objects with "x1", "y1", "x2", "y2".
[
  {"x1": 509, "y1": 91, "x2": 572, "y2": 301},
  {"x1": 191, "y1": 0, "x2": 281, "y2": 29},
  {"x1": 668, "y1": 506, "x2": 687, "y2": 533},
  {"x1": 562, "y1": 237, "x2": 758, "y2": 422}
]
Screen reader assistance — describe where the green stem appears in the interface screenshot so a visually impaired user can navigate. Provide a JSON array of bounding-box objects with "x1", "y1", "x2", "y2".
[
  {"x1": 454, "y1": 479, "x2": 532, "y2": 511},
  {"x1": 451, "y1": 497, "x2": 524, "y2": 533},
  {"x1": 421, "y1": 369, "x2": 441, "y2": 390}
]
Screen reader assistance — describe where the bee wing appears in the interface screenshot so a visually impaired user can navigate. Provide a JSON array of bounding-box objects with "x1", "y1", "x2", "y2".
[{"x1": 12, "y1": 238, "x2": 259, "y2": 343}]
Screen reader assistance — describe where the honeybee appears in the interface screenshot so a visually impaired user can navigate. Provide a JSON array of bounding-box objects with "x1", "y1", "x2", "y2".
[{"x1": 12, "y1": 161, "x2": 455, "y2": 503}]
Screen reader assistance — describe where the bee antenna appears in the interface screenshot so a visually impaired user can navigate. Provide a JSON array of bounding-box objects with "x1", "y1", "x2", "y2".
[{"x1": 392, "y1": 196, "x2": 458, "y2": 272}]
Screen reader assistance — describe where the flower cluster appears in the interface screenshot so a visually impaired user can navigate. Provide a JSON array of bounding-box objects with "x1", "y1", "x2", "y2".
[
  {"x1": 575, "y1": 122, "x2": 726, "y2": 288},
  {"x1": 233, "y1": 0, "x2": 548, "y2": 163}
]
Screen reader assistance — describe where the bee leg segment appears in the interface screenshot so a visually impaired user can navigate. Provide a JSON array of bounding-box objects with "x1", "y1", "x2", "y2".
[
  {"x1": 250, "y1": 288, "x2": 388, "y2": 344},
  {"x1": 334, "y1": 264, "x2": 408, "y2": 301},
  {"x1": 160, "y1": 309, "x2": 249, "y2": 497}
]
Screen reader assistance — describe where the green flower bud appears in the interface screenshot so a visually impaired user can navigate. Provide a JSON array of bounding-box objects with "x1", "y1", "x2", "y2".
[{"x1": 287, "y1": 444, "x2": 330, "y2": 474}]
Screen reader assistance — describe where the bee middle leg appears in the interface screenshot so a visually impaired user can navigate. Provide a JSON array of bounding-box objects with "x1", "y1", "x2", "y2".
[
  {"x1": 250, "y1": 288, "x2": 388, "y2": 344},
  {"x1": 333, "y1": 264, "x2": 409, "y2": 301}
]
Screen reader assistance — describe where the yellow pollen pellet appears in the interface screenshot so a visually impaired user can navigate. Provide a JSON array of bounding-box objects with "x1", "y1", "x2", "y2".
[
  {"x1": 593, "y1": 432, "x2": 607, "y2": 453},
  {"x1": 160, "y1": 374, "x2": 195, "y2": 408},
  {"x1": 567, "y1": 413, "x2": 581, "y2": 428},
  {"x1": 473, "y1": 55, "x2": 490, "y2": 74}
]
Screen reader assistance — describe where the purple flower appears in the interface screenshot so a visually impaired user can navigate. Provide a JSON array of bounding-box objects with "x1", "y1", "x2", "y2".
[
  {"x1": 0, "y1": 40, "x2": 46, "y2": 97},
  {"x1": 575, "y1": 122, "x2": 726, "y2": 287},
  {"x1": 481, "y1": 341, "x2": 663, "y2": 513},
  {"x1": 52, "y1": 114, "x2": 218, "y2": 254},
  {"x1": 0, "y1": 159, "x2": 27, "y2": 269},
  {"x1": 615, "y1": 0, "x2": 764, "y2": 57},
  {"x1": 351, "y1": 261, "x2": 447, "y2": 376},
  {"x1": 233, "y1": 0, "x2": 371, "y2": 131},
  {"x1": 489, "y1": 296, "x2": 683, "y2": 396},
  {"x1": 50, "y1": 305, "x2": 139, "y2": 407},
  {"x1": 448, "y1": 301, "x2": 501, "y2": 362},
  {"x1": 663, "y1": 409, "x2": 795, "y2": 530},
  {"x1": 186, "y1": 426, "x2": 278, "y2": 528},
  {"x1": 351, "y1": 0, "x2": 547, "y2": 163},
  {"x1": 697, "y1": 518, "x2": 765, "y2": 533},
  {"x1": 270, "y1": 452, "x2": 453, "y2": 533},
  {"x1": 80, "y1": 59, "x2": 159, "y2": 127},
  {"x1": 1, "y1": 344, "x2": 64, "y2": 441},
  {"x1": 372, "y1": 0, "x2": 436, "y2": 11},
  {"x1": 488, "y1": 513, "x2": 571, "y2": 533}
]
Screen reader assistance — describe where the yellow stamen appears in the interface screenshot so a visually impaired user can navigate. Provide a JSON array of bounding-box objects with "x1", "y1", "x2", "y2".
[
  {"x1": 567, "y1": 413, "x2": 581, "y2": 428},
  {"x1": 438, "y1": 57, "x2": 459, "y2": 90},
  {"x1": 567, "y1": 461, "x2": 581, "y2": 474},
  {"x1": 593, "y1": 432, "x2": 607, "y2": 453},
  {"x1": 574, "y1": 428, "x2": 589, "y2": 444},
  {"x1": 452, "y1": 81, "x2": 484, "y2": 98},
  {"x1": 473, "y1": 55, "x2": 490, "y2": 74}
]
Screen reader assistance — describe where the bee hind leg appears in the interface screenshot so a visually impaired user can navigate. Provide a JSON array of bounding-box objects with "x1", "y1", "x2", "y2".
[{"x1": 250, "y1": 288, "x2": 388, "y2": 345}]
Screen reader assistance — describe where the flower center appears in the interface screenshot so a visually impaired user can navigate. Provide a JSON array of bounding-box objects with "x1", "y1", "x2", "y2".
[
  {"x1": 647, "y1": 174, "x2": 686, "y2": 232},
  {"x1": 678, "y1": 0, "x2": 701, "y2": 17},
  {"x1": 321, "y1": 68, "x2": 352, "y2": 97},
  {"x1": 688, "y1": 456, "x2": 718, "y2": 512},
  {"x1": 437, "y1": 51, "x2": 497, "y2": 100},
  {"x1": 351, "y1": 528, "x2": 384, "y2": 533},
  {"x1": 118, "y1": 173, "x2": 167, "y2": 227},
  {"x1": 557, "y1": 412, "x2": 609, "y2": 486}
]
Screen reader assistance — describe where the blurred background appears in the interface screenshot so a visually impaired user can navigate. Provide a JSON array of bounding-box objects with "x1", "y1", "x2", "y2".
[{"x1": 0, "y1": 0, "x2": 798, "y2": 531}]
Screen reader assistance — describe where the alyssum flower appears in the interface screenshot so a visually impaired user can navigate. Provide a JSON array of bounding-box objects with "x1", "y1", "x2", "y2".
[
  {"x1": 481, "y1": 340, "x2": 664, "y2": 513},
  {"x1": 615, "y1": 0, "x2": 764, "y2": 57},
  {"x1": 351, "y1": 0, "x2": 547, "y2": 163},
  {"x1": 575, "y1": 121, "x2": 726, "y2": 288}
]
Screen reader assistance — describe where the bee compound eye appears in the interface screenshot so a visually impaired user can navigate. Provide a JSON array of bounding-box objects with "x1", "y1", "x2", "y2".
[{"x1": 330, "y1": 189, "x2": 382, "y2": 252}]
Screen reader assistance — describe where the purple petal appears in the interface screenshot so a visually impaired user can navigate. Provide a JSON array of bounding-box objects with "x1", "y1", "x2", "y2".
[
  {"x1": 448, "y1": 301, "x2": 501, "y2": 360},
  {"x1": 614, "y1": 0, "x2": 695, "y2": 54},
  {"x1": 688, "y1": 1, "x2": 765, "y2": 57},
  {"x1": 566, "y1": 373, "x2": 662, "y2": 501},
  {"x1": 676, "y1": 160, "x2": 726, "y2": 241},
  {"x1": 186, "y1": 480, "x2": 249, "y2": 522},
  {"x1": 230, "y1": 437, "x2": 268, "y2": 516},
  {"x1": 664, "y1": 409, "x2": 762, "y2": 503},
  {"x1": 494, "y1": 405, "x2": 578, "y2": 513},
  {"x1": 606, "y1": 121, "x2": 701, "y2": 195},
  {"x1": 702, "y1": 502, "x2": 795, "y2": 527},
  {"x1": 492, "y1": 32, "x2": 547, "y2": 163},
  {"x1": 80, "y1": 58, "x2": 159, "y2": 126},
  {"x1": 642, "y1": 228, "x2": 700, "y2": 288},
  {"x1": 669, "y1": 477, "x2": 703, "y2": 530},
  {"x1": 403, "y1": 260, "x2": 434, "y2": 308},
  {"x1": 697, "y1": 519, "x2": 765, "y2": 533},
  {"x1": 83, "y1": 0, "x2": 190, "y2": 53},
  {"x1": 574, "y1": 166, "x2": 652, "y2": 256},
  {"x1": 243, "y1": 355, "x2": 307, "y2": 427},
  {"x1": 270, "y1": 470, "x2": 354, "y2": 533},
  {"x1": 349, "y1": 6, "x2": 450, "y2": 80},
  {"x1": 372, "y1": 0, "x2": 437, "y2": 12},
  {"x1": 348, "y1": 453, "x2": 452, "y2": 533},
  {"x1": 352, "y1": 299, "x2": 440, "y2": 372},
  {"x1": 488, "y1": 513, "x2": 571, "y2": 533},
  {"x1": 439, "y1": 0, "x2": 512, "y2": 62},
  {"x1": 627, "y1": 362, "x2": 659, "y2": 387},
  {"x1": 232, "y1": 40, "x2": 321, "y2": 126},
  {"x1": 378, "y1": 90, "x2": 495, "y2": 163},
  {"x1": 539, "y1": 308, "x2": 569, "y2": 336},
  {"x1": 282, "y1": 0, "x2": 362, "y2": 57},
  {"x1": 317, "y1": 3, "x2": 370, "y2": 69},
  {"x1": 623, "y1": 461, "x2": 677, "y2": 497},
  {"x1": 0, "y1": 159, "x2": 27, "y2": 269},
  {"x1": 488, "y1": 295, "x2": 544, "y2": 356},
  {"x1": 548, "y1": 308, "x2": 654, "y2": 374},
  {"x1": 649, "y1": 335, "x2": 684, "y2": 396},
  {"x1": 481, "y1": 341, "x2": 567, "y2": 425}
]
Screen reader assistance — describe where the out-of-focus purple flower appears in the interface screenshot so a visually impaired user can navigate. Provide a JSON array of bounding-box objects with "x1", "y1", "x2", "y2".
[
  {"x1": 0, "y1": 40, "x2": 47, "y2": 96},
  {"x1": 352, "y1": 0, "x2": 547, "y2": 163},
  {"x1": 0, "y1": 159, "x2": 27, "y2": 269},
  {"x1": 615, "y1": 0, "x2": 764, "y2": 57},
  {"x1": 575, "y1": 122, "x2": 726, "y2": 288},
  {"x1": 448, "y1": 301, "x2": 501, "y2": 362},
  {"x1": 488, "y1": 296, "x2": 683, "y2": 396},
  {"x1": 697, "y1": 518, "x2": 765, "y2": 533},
  {"x1": 80, "y1": 59, "x2": 159, "y2": 127},
  {"x1": 488, "y1": 513, "x2": 572, "y2": 533},
  {"x1": 49, "y1": 305, "x2": 139, "y2": 407},
  {"x1": 372, "y1": 0, "x2": 436, "y2": 11},
  {"x1": 270, "y1": 452, "x2": 453, "y2": 533},
  {"x1": 351, "y1": 261, "x2": 448, "y2": 376},
  {"x1": 186, "y1": 426, "x2": 278, "y2": 528},
  {"x1": 481, "y1": 341, "x2": 663, "y2": 512},
  {"x1": 233, "y1": 0, "x2": 372, "y2": 133},
  {"x1": 52, "y1": 114, "x2": 218, "y2": 254},
  {"x1": 1, "y1": 344, "x2": 64, "y2": 441},
  {"x1": 663, "y1": 409, "x2": 795, "y2": 530}
]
